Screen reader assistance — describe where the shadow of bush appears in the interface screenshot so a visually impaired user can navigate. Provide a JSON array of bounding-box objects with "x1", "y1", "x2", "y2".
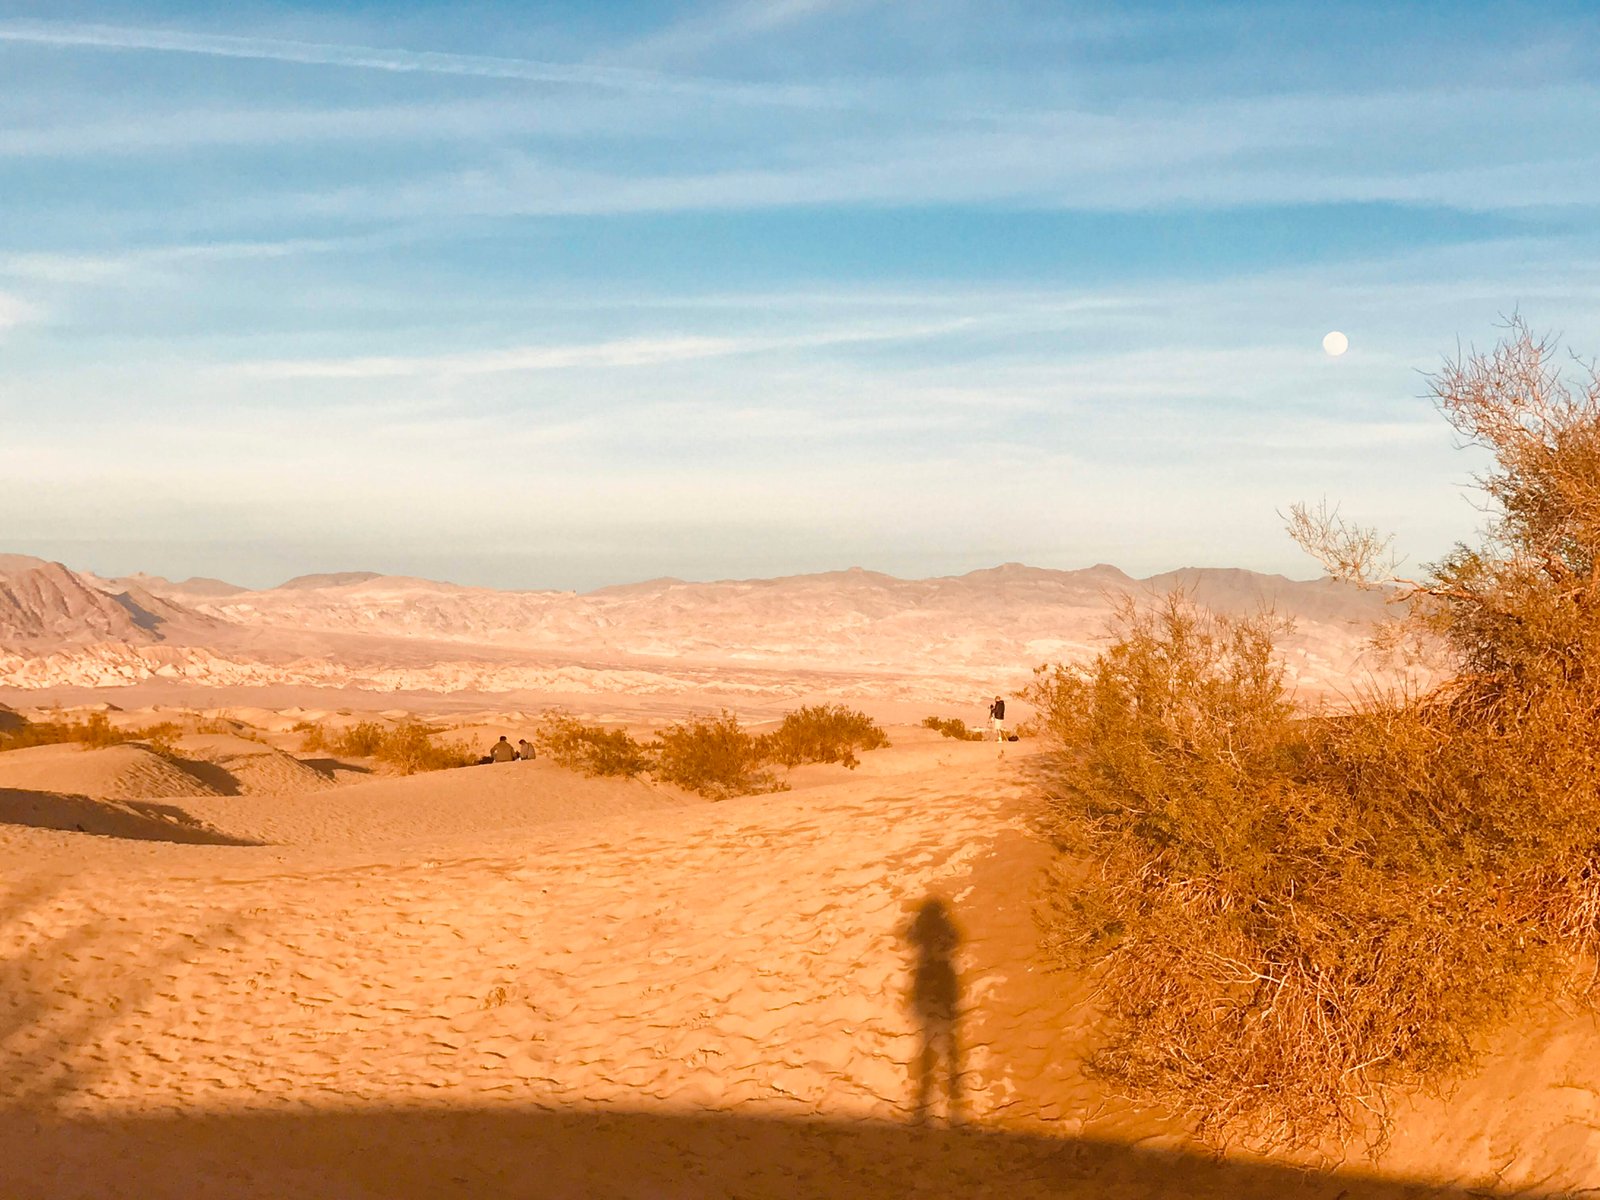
[{"x1": 0, "y1": 1103, "x2": 1536, "y2": 1200}]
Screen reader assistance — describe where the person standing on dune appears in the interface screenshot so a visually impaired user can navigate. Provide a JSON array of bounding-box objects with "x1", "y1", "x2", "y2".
[{"x1": 988, "y1": 696, "x2": 1006, "y2": 742}]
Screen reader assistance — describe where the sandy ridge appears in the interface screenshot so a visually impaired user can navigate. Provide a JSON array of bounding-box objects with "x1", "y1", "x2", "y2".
[{"x1": 2, "y1": 749, "x2": 1028, "y2": 1129}]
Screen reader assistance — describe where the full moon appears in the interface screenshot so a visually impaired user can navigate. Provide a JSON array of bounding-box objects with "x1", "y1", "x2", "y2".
[{"x1": 1323, "y1": 330, "x2": 1349, "y2": 356}]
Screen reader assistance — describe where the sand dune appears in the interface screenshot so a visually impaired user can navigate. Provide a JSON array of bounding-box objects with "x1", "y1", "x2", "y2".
[
  {"x1": 1, "y1": 715, "x2": 1596, "y2": 1197},
  {"x1": 0, "y1": 787, "x2": 256, "y2": 845},
  {"x1": 170, "y1": 756, "x2": 706, "y2": 849},
  {"x1": 172, "y1": 733, "x2": 335, "y2": 797},
  {"x1": 0, "y1": 743, "x2": 222, "y2": 801}
]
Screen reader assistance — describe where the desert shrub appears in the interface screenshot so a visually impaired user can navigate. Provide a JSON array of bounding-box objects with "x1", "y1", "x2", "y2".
[
  {"x1": 134, "y1": 721, "x2": 183, "y2": 758},
  {"x1": 1, "y1": 712, "x2": 125, "y2": 751},
  {"x1": 652, "y1": 710, "x2": 785, "y2": 800},
  {"x1": 331, "y1": 721, "x2": 387, "y2": 757},
  {"x1": 1035, "y1": 320, "x2": 1600, "y2": 1147},
  {"x1": 0, "y1": 719, "x2": 85, "y2": 752},
  {"x1": 79, "y1": 712, "x2": 128, "y2": 748},
  {"x1": 0, "y1": 712, "x2": 187, "y2": 755},
  {"x1": 533, "y1": 713, "x2": 653, "y2": 778},
  {"x1": 1032, "y1": 597, "x2": 1537, "y2": 1145},
  {"x1": 371, "y1": 720, "x2": 476, "y2": 774},
  {"x1": 921, "y1": 715, "x2": 984, "y2": 741},
  {"x1": 758, "y1": 705, "x2": 889, "y2": 768},
  {"x1": 291, "y1": 718, "x2": 471, "y2": 774},
  {"x1": 293, "y1": 720, "x2": 327, "y2": 752}
]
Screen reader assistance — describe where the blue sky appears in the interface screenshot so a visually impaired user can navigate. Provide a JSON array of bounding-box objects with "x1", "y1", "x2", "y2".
[{"x1": 3, "y1": 1, "x2": 1599, "y2": 590}]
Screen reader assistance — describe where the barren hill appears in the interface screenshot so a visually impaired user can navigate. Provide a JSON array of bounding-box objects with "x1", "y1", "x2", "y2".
[
  {"x1": 0, "y1": 558, "x2": 205, "y2": 645},
  {"x1": 0, "y1": 556, "x2": 1407, "y2": 702},
  {"x1": 116, "y1": 572, "x2": 247, "y2": 600}
]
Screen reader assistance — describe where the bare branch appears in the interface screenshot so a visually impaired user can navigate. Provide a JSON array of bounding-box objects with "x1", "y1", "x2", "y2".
[{"x1": 1284, "y1": 499, "x2": 1397, "y2": 587}]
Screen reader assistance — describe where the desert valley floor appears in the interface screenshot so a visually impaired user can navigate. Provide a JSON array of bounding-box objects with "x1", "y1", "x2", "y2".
[{"x1": 3, "y1": 697, "x2": 1600, "y2": 1199}]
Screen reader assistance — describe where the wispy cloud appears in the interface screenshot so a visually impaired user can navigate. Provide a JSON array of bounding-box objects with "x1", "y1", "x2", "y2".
[
  {"x1": 0, "y1": 19, "x2": 840, "y2": 107},
  {"x1": 0, "y1": 233, "x2": 398, "y2": 286},
  {"x1": 235, "y1": 317, "x2": 977, "y2": 380},
  {"x1": 0, "y1": 97, "x2": 624, "y2": 159},
  {"x1": 206, "y1": 78, "x2": 1599, "y2": 225},
  {"x1": 611, "y1": 0, "x2": 875, "y2": 66},
  {"x1": 243, "y1": 335, "x2": 744, "y2": 380},
  {"x1": 0, "y1": 291, "x2": 38, "y2": 331}
]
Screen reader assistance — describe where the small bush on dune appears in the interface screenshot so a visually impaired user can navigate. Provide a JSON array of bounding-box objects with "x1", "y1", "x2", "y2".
[
  {"x1": 77, "y1": 712, "x2": 127, "y2": 748},
  {"x1": 534, "y1": 714, "x2": 653, "y2": 778},
  {"x1": 653, "y1": 711, "x2": 785, "y2": 800},
  {"x1": 135, "y1": 721, "x2": 183, "y2": 758},
  {"x1": 331, "y1": 721, "x2": 387, "y2": 758},
  {"x1": 532, "y1": 706, "x2": 891, "y2": 798},
  {"x1": 0, "y1": 712, "x2": 181, "y2": 754},
  {"x1": 921, "y1": 715, "x2": 984, "y2": 741},
  {"x1": 758, "y1": 704, "x2": 889, "y2": 768},
  {"x1": 0, "y1": 717, "x2": 103, "y2": 751},
  {"x1": 372, "y1": 721, "x2": 476, "y2": 774},
  {"x1": 291, "y1": 718, "x2": 472, "y2": 774},
  {"x1": 292, "y1": 720, "x2": 326, "y2": 752}
]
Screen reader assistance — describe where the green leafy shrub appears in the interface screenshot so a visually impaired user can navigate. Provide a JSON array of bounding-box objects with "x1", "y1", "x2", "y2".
[
  {"x1": 652, "y1": 710, "x2": 785, "y2": 800},
  {"x1": 921, "y1": 715, "x2": 984, "y2": 741},
  {"x1": 533, "y1": 713, "x2": 653, "y2": 777},
  {"x1": 758, "y1": 704, "x2": 889, "y2": 768}
]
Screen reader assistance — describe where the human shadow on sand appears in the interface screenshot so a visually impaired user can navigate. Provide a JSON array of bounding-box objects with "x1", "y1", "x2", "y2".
[
  {"x1": 906, "y1": 896, "x2": 963, "y2": 1125},
  {"x1": 0, "y1": 1103, "x2": 1563, "y2": 1200}
]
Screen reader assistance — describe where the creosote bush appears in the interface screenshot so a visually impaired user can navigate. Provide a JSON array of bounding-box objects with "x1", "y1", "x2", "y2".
[
  {"x1": 653, "y1": 710, "x2": 785, "y2": 800},
  {"x1": 374, "y1": 721, "x2": 478, "y2": 775},
  {"x1": 295, "y1": 718, "x2": 473, "y2": 775},
  {"x1": 533, "y1": 713, "x2": 653, "y2": 778},
  {"x1": 921, "y1": 715, "x2": 984, "y2": 741},
  {"x1": 758, "y1": 704, "x2": 889, "y2": 768},
  {"x1": 531, "y1": 706, "x2": 887, "y2": 798},
  {"x1": 1034, "y1": 319, "x2": 1600, "y2": 1149},
  {"x1": 0, "y1": 712, "x2": 181, "y2": 756}
]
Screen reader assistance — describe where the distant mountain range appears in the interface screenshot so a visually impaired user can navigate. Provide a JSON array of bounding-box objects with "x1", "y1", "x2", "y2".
[{"x1": 0, "y1": 555, "x2": 1407, "y2": 702}]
